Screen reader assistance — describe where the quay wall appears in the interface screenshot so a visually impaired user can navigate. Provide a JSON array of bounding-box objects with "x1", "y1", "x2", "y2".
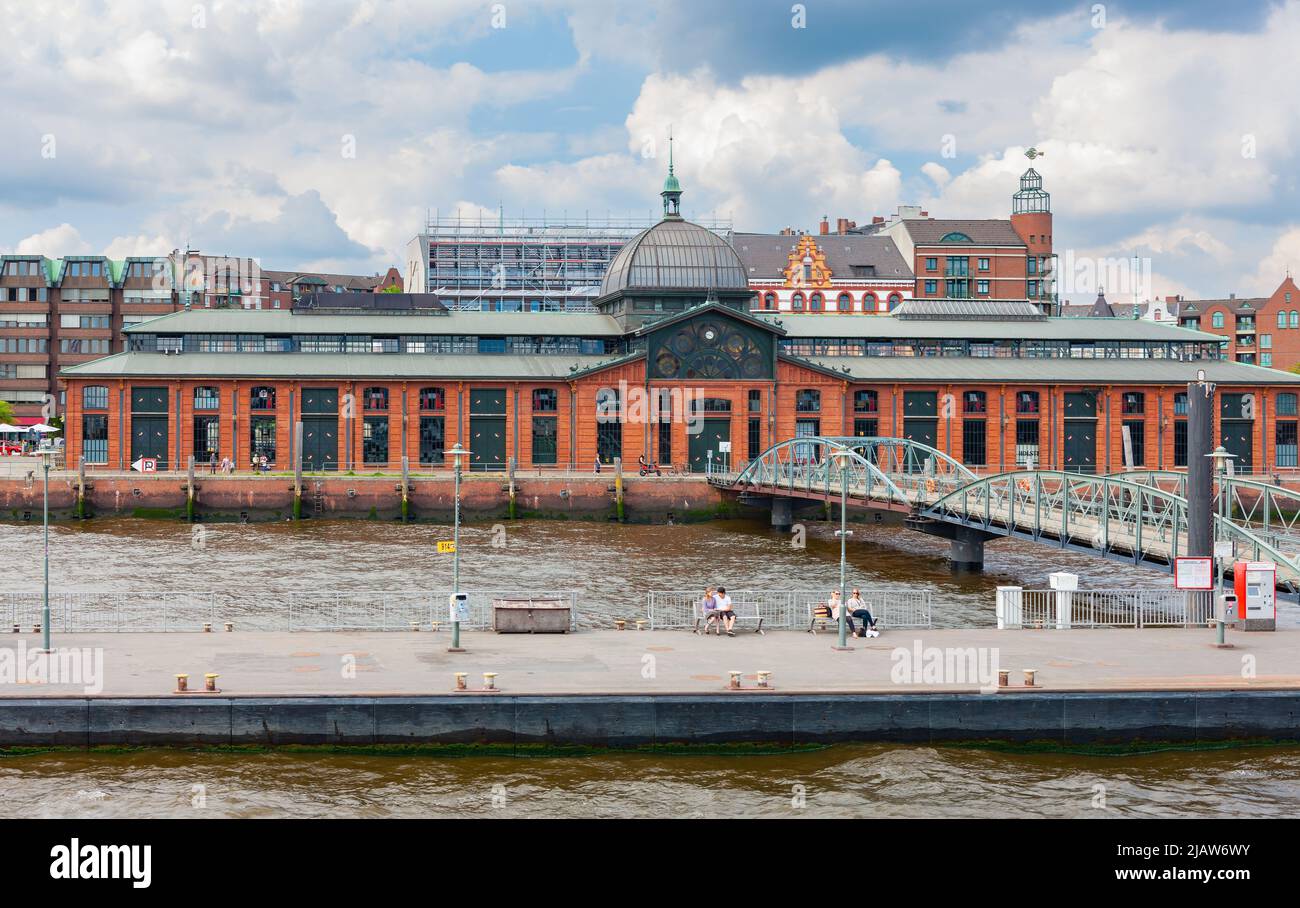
[
  {"x1": 2, "y1": 691, "x2": 1298, "y2": 749},
  {"x1": 0, "y1": 473, "x2": 734, "y2": 522}
]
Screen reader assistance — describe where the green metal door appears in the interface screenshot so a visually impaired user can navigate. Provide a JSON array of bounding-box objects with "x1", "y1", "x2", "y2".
[
  {"x1": 131, "y1": 416, "x2": 168, "y2": 469},
  {"x1": 689, "y1": 417, "x2": 731, "y2": 472},
  {"x1": 1063, "y1": 420, "x2": 1097, "y2": 473},
  {"x1": 301, "y1": 417, "x2": 338, "y2": 471},
  {"x1": 470, "y1": 417, "x2": 506, "y2": 471},
  {"x1": 903, "y1": 418, "x2": 937, "y2": 449},
  {"x1": 1221, "y1": 422, "x2": 1254, "y2": 474}
]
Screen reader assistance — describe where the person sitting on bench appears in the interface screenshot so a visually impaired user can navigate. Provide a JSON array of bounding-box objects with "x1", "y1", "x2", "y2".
[
  {"x1": 714, "y1": 586, "x2": 736, "y2": 636},
  {"x1": 700, "y1": 586, "x2": 720, "y2": 634},
  {"x1": 847, "y1": 588, "x2": 878, "y2": 638}
]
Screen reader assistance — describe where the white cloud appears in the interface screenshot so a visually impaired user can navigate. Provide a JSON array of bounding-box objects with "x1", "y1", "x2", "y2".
[{"x1": 13, "y1": 224, "x2": 91, "y2": 257}]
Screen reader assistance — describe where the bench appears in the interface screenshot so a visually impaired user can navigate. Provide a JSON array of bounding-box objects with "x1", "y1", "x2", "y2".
[{"x1": 692, "y1": 600, "x2": 765, "y2": 635}]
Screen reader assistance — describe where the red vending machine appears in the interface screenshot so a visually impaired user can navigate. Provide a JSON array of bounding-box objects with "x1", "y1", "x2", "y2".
[{"x1": 1233, "y1": 561, "x2": 1277, "y2": 631}]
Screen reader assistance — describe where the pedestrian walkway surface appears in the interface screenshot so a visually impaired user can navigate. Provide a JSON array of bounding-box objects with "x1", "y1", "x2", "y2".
[{"x1": 3, "y1": 627, "x2": 1296, "y2": 696}]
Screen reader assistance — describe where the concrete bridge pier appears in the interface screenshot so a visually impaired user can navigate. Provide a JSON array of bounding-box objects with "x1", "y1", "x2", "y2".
[
  {"x1": 949, "y1": 528, "x2": 986, "y2": 572},
  {"x1": 770, "y1": 497, "x2": 794, "y2": 532}
]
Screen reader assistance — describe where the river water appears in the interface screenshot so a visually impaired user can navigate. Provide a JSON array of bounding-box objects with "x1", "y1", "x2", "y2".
[{"x1": 1, "y1": 515, "x2": 1297, "y2": 818}]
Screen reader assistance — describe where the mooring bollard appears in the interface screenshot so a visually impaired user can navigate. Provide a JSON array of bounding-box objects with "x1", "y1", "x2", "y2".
[
  {"x1": 998, "y1": 669, "x2": 1010, "y2": 688},
  {"x1": 729, "y1": 670, "x2": 742, "y2": 690},
  {"x1": 1023, "y1": 668, "x2": 1037, "y2": 687},
  {"x1": 205, "y1": 673, "x2": 219, "y2": 692},
  {"x1": 454, "y1": 672, "x2": 468, "y2": 691},
  {"x1": 635, "y1": 619, "x2": 647, "y2": 631},
  {"x1": 224, "y1": 622, "x2": 234, "y2": 632},
  {"x1": 203, "y1": 622, "x2": 212, "y2": 633},
  {"x1": 483, "y1": 672, "x2": 497, "y2": 691},
  {"x1": 615, "y1": 619, "x2": 626, "y2": 631},
  {"x1": 175, "y1": 673, "x2": 189, "y2": 693},
  {"x1": 756, "y1": 670, "x2": 772, "y2": 689}
]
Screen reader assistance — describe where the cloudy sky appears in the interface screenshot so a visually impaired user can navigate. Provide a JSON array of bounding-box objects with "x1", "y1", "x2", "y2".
[{"x1": 0, "y1": 0, "x2": 1295, "y2": 302}]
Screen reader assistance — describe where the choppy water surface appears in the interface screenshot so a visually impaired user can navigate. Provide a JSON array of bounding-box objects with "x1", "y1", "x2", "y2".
[
  {"x1": 0, "y1": 516, "x2": 1295, "y2": 818},
  {"x1": 0, "y1": 516, "x2": 1172, "y2": 627},
  {"x1": 2, "y1": 745, "x2": 1299, "y2": 818}
]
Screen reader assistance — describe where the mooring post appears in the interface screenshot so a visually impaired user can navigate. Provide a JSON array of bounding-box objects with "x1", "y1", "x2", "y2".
[
  {"x1": 186, "y1": 455, "x2": 196, "y2": 522},
  {"x1": 614, "y1": 456, "x2": 625, "y2": 521},
  {"x1": 293, "y1": 420, "x2": 305, "y2": 520},
  {"x1": 508, "y1": 456, "x2": 517, "y2": 519},
  {"x1": 75, "y1": 455, "x2": 87, "y2": 519},
  {"x1": 401, "y1": 455, "x2": 411, "y2": 522}
]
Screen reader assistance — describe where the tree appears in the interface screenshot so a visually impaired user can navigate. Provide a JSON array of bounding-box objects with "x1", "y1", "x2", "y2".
[
  {"x1": 381, "y1": 283, "x2": 402, "y2": 294},
  {"x1": 0, "y1": 400, "x2": 14, "y2": 425}
]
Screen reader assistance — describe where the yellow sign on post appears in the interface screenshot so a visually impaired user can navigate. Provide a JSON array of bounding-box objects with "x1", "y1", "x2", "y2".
[{"x1": 437, "y1": 541, "x2": 456, "y2": 554}]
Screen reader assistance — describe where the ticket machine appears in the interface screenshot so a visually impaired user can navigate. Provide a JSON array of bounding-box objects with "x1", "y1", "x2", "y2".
[{"x1": 1232, "y1": 561, "x2": 1277, "y2": 631}]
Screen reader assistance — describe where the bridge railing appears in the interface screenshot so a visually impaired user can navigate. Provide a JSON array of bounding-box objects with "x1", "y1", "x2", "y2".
[
  {"x1": 997, "y1": 588, "x2": 1215, "y2": 628},
  {"x1": 647, "y1": 589, "x2": 933, "y2": 630},
  {"x1": 3, "y1": 590, "x2": 578, "y2": 632}
]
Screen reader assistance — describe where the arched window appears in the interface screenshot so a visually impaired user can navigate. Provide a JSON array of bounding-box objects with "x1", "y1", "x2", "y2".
[
  {"x1": 796, "y1": 389, "x2": 821, "y2": 413},
  {"x1": 862, "y1": 292, "x2": 878, "y2": 311},
  {"x1": 887, "y1": 292, "x2": 903, "y2": 310},
  {"x1": 763, "y1": 292, "x2": 777, "y2": 310},
  {"x1": 250, "y1": 386, "x2": 276, "y2": 410},
  {"x1": 1279, "y1": 311, "x2": 1287, "y2": 329},
  {"x1": 809, "y1": 292, "x2": 824, "y2": 312},
  {"x1": 1212, "y1": 312, "x2": 1225, "y2": 328},
  {"x1": 419, "y1": 387, "x2": 445, "y2": 410},
  {"x1": 1291, "y1": 310, "x2": 1299, "y2": 328},
  {"x1": 194, "y1": 386, "x2": 219, "y2": 410},
  {"x1": 364, "y1": 387, "x2": 389, "y2": 411},
  {"x1": 940, "y1": 232, "x2": 973, "y2": 243},
  {"x1": 791, "y1": 292, "x2": 805, "y2": 312},
  {"x1": 837, "y1": 292, "x2": 852, "y2": 312}
]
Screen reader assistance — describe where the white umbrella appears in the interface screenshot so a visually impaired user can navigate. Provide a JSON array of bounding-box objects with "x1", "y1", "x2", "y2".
[
  {"x1": 0, "y1": 424, "x2": 23, "y2": 434},
  {"x1": 28, "y1": 424, "x2": 60, "y2": 433}
]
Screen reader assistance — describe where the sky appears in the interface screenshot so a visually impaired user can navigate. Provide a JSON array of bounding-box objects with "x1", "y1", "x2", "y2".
[{"x1": 0, "y1": 0, "x2": 1296, "y2": 303}]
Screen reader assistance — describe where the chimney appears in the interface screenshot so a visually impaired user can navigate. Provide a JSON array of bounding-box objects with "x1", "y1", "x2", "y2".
[
  {"x1": 872, "y1": 216, "x2": 885, "y2": 225},
  {"x1": 919, "y1": 211, "x2": 929, "y2": 218},
  {"x1": 819, "y1": 216, "x2": 829, "y2": 235}
]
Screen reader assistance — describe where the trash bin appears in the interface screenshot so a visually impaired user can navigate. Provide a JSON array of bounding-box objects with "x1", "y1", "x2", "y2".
[{"x1": 491, "y1": 597, "x2": 571, "y2": 633}]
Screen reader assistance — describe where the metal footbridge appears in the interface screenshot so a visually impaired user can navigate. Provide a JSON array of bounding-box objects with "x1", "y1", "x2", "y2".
[{"x1": 707, "y1": 436, "x2": 1300, "y2": 592}]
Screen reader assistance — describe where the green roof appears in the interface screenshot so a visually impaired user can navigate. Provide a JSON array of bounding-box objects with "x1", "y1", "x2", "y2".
[{"x1": 59, "y1": 352, "x2": 615, "y2": 381}]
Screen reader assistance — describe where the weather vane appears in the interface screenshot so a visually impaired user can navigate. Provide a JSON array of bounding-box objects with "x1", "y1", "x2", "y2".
[{"x1": 1025, "y1": 147, "x2": 1045, "y2": 160}]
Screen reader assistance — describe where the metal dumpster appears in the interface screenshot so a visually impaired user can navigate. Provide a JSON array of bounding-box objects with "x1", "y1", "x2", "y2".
[{"x1": 492, "y1": 597, "x2": 572, "y2": 633}]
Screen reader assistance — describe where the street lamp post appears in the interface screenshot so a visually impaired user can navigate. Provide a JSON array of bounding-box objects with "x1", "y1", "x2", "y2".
[
  {"x1": 37, "y1": 444, "x2": 57, "y2": 653},
  {"x1": 831, "y1": 448, "x2": 854, "y2": 650},
  {"x1": 444, "y1": 442, "x2": 470, "y2": 652},
  {"x1": 1206, "y1": 445, "x2": 1237, "y2": 598}
]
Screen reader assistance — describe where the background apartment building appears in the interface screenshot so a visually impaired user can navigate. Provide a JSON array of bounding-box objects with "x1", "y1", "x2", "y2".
[{"x1": 0, "y1": 250, "x2": 400, "y2": 424}]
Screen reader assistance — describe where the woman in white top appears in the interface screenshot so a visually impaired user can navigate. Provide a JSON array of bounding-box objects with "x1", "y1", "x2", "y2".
[{"x1": 847, "y1": 588, "x2": 878, "y2": 637}]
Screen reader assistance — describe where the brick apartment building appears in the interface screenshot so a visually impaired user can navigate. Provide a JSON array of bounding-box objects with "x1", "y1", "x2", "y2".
[
  {"x1": 1170, "y1": 277, "x2": 1300, "y2": 371},
  {"x1": 871, "y1": 168, "x2": 1055, "y2": 310},
  {"x1": 0, "y1": 251, "x2": 401, "y2": 424}
]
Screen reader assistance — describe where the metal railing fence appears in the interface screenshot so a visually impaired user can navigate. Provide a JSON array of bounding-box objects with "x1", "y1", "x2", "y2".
[
  {"x1": 995, "y1": 587, "x2": 1215, "y2": 629},
  {"x1": 647, "y1": 589, "x2": 933, "y2": 630},
  {"x1": 2, "y1": 590, "x2": 576, "y2": 632}
]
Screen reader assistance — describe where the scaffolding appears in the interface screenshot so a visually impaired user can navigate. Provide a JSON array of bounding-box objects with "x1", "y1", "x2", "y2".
[{"x1": 416, "y1": 212, "x2": 733, "y2": 311}]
